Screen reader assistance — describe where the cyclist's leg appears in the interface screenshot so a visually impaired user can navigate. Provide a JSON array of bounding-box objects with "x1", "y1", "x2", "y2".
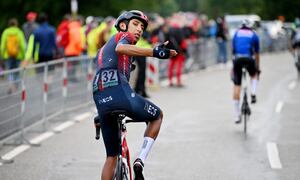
[
  {"x1": 127, "y1": 92, "x2": 162, "y2": 161},
  {"x1": 233, "y1": 59, "x2": 243, "y2": 123},
  {"x1": 247, "y1": 59, "x2": 258, "y2": 103},
  {"x1": 93, "y1": 90, "x2": 126, "y2": 180},
  {"x1": 101, "y1": 156, "x2": 118, "y2": 180},
  {"x1": 124, "y1": 88, "x2": 163, "y2": 179}
]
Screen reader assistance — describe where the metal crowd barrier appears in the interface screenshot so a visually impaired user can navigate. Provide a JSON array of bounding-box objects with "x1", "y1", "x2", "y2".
[
  {"x1": 0, "y1": 56, "x2": 94, "y2": 146},
  {"x1": 157, "y1": 38, "x2": 218, "y2": 80},
  {"x1": 0, "y1": 34, "x2": 289, "y2": 147}
]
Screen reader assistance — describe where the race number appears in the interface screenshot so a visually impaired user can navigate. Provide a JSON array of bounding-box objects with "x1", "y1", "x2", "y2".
[{"x1": 101, "y1": 69, "x2": 118, "y2": 88}]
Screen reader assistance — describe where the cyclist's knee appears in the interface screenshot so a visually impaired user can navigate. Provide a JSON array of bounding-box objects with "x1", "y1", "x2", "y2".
[
  {"x1": 157, "y1": 111, "x2": 163, "y2": 121},
  {"x1": 158, "y1": 111, "x2": 164, "y2": 120},
  {"x1": 105, "y1": 156, "x2": 118, "y2": 165}
]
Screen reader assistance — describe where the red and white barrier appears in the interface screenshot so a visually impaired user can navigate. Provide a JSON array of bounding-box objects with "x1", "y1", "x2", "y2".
[{"x1": 146, "y1": 57, "x2": 160, "y2": 89}]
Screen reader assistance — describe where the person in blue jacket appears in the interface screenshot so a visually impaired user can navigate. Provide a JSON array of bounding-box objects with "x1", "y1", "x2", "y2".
[{"x1": 231, "y1": 19, "x2": 260, "y2": 124}]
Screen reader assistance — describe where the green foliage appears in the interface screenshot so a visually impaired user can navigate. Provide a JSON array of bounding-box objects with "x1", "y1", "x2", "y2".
[{"x1": 0, "y1": 0, "x2": 300, "y2": 33}]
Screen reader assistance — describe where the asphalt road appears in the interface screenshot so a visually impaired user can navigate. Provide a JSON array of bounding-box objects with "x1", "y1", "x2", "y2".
[{"x1": 0, "y1": 51, "x2": 299, "y2": 180}]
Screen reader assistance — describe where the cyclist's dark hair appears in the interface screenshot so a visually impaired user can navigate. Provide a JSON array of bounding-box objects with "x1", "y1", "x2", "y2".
[{"x1": 114, "y1": 10, "x2": 149, "y2": 32}]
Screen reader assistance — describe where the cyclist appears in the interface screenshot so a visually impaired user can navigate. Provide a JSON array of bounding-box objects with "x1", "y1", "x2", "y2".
[
  {"x1": 291, "y1": 17, "x2": 300, "y2": 57},
  {"x1": 231, "y1": 19, "x2": 260, "y2": 123},
  {"x1": 92, "y1": 10, "x2": 177, "y2": 180}
]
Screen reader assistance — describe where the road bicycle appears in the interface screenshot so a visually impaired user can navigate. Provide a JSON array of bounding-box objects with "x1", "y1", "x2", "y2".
[
  {"x1": 241, "y1": 67, "x2": 251, "y2": 134},
  {"x1": 94, "y1": 110, "x2": 138, "y2": 180}
]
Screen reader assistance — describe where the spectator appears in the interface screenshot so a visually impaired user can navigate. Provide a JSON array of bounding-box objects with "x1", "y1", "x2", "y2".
[
  {"x1": 64, "y1": 17, "x2": 83, "y2": 57},
  {"x1": 0, "y1": 18, "x2": 26, "y2": 93},
  {"x1": 25, "y1": 13, "x2": 57, "y2": 73},
  {"x1": 65, "y1": 16, "x2": 84, "y2": 82},
  {"x1": 135, "y1": 32, "x2": 152, "y2": 98},
  {"x1": 22, "y1": 11, "x2": 38, "y2": 43},
  {"x1": 87, "y1": 17, "x2": 103, "y2": 57},
  {"x1": 164, "y1": 22, "x2": 187, "y2": 87},
  {"x1": 216, "y1": 17, "x2": 228, "y2": 64},
  {"x1": 56, "y1": 14, "x2": 71, "y2": 58}
]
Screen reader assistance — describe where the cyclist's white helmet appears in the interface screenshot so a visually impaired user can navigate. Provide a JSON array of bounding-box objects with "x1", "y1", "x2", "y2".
[{"x1": 241, "y1": 19, "x2": 253, "y2": 29}]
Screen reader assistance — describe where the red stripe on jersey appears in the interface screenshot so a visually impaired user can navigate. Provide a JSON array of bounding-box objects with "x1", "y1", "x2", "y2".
[
  {"x1": 97, "y1": 45, "x2": 105, "y2": 68},
  {"x1": 115, "y1": 32, "x2": 135, "y2": 44}
]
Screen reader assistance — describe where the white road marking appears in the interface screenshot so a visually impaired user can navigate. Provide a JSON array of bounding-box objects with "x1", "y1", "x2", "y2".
[
  {"x1": 275, "y1": 101, "x2": 284, "y2": 113},
  {"x1": 53, "y1": 121, "x2": 75, "y2": 132},
  {"x1": 30, "y1": 132, "x2": 54, "y2": 144},
  {"x1": 0, "y1": 162, "x2": 3, "y2": 166},
  {"x1": 267, "y1": 142, "x2": 282, "y2": 169},
  {"x1": 288, "y1": 81, "x2": 296, "y2": 90},
  {"x1": 1, "y1": 145, "x2": 30, "y2": 161},
  {"x1": 74, "y1": 112, "x2": 92, "y2": 122}
]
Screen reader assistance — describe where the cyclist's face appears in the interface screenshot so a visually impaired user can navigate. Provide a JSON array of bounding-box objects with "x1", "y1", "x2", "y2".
[{"x1": 127, "y1": 19, "x2": 144, "y2": 42}]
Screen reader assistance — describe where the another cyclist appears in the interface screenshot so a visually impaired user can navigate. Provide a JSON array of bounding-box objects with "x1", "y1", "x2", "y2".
[
  {"x1": 231, "y1": 19, "x2": 260, "y2": 123},
  {"x1": 291, "y1": 18, "x2": 300, "y2": 57},
  {"x1": 92, "y1": 10, "x2": 177, "y2": 180}
]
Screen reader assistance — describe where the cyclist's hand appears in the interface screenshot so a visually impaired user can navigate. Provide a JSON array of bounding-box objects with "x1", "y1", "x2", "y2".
[{"x1": 153, "y1": 41, "x2": 177, "y2": 59}]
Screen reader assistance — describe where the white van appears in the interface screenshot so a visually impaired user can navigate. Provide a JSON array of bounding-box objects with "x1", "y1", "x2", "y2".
[{"x1": 225, "y1": 14, "x2": 261, "y2": 38}]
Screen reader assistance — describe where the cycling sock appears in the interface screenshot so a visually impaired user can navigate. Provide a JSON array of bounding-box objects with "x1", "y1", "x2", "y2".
[
  {"x1": 138, "y1": 137, "x2": 154, "y2": 163},
  {"x1": 233, "y1": 100, "x2": 240, "y2": 119},
  {"x1": 251, "y1": 79, "x2": 258, "y2": 95}
]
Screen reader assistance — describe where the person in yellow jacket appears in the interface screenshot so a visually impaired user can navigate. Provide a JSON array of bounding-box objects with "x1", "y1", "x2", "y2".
[
  {"x1": 87, "y1": 20, "x2": 107, "y2": 57},
  {"x1": 0, "y1": 18, "x2": 26, "y2": 94}
]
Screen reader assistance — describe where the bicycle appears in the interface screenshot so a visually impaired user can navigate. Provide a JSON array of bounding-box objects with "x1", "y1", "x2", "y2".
[
  {"x1": 94, "y1": 110, "x2": 139, "y2": 180},
  {"x1": 241, "y1": 67, "x2": 251, "y2": 134}
]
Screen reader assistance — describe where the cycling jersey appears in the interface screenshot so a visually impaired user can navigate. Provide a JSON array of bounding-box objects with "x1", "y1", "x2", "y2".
[
  {"x1": 232, "y1": 27, "x2": 259, "y2": 86},
  {"x1": 92, "y1": 31, "x2": 161, "y2": 156},
  {"x1": 232, "y1": 27, "x2": 259, "y2": 58}
]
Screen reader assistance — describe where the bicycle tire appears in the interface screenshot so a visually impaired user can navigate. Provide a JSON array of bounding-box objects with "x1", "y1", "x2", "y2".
[
  {"x1": 121, "y1": 161, "x2": 130, "y2": 180},
  {"x1": 243, "y1": 114, "x2": 247, "y2": 134}
]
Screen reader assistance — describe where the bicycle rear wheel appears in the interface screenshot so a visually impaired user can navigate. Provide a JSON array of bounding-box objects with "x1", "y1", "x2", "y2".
[
  {"x1": 113, "y1": 157, "x2": 123, "y2": 180},
  {"x1": 243, "y1": 114, "x2": 247, "y2": 134},
  {"x1": 113, "y1": 157, "x2": 131, "y2": 180},
  {"x1": 121, "y1": 160, "x2": 130, "y2": 180}
]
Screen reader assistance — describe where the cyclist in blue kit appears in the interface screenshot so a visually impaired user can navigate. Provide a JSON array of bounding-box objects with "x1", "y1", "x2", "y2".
[
  {"x1": 231, "y1": 19, "x2": 260, "y2": 124},
  {"x1": 92, "y1": 10, "x2": 177, "y2": 180}
]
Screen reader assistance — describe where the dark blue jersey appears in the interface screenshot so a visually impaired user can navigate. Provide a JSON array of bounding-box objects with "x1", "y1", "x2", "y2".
[
  {"x1": 92, "y1": 32, "x2": 161, "y2": 157},
  {"x1": 232, "y1": 27, "x2": 260, "y2": 58},
  {"x1": 96, "y1": 32, "x2": 135, "y2": 82}
]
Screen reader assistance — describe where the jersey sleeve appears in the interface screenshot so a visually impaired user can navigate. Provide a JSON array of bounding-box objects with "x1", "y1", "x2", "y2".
[
  {"x1": 115, "y1": 32, "x2": 135, "y2": 45},
  {"x1": 232, "y1": 32, "x2": 237, "y2": 54},
  {"x1": 252, "y1": 33, "x2": 260, "y2": 53}
]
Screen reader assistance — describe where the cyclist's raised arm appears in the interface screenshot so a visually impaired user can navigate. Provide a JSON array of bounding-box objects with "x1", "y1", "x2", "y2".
[
  {"x1": 116, "y1": 41, "x2": 177, "y2": 59},
  {"x1": 116, "y1": 44, "x2": 153, "y2": 57}
]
